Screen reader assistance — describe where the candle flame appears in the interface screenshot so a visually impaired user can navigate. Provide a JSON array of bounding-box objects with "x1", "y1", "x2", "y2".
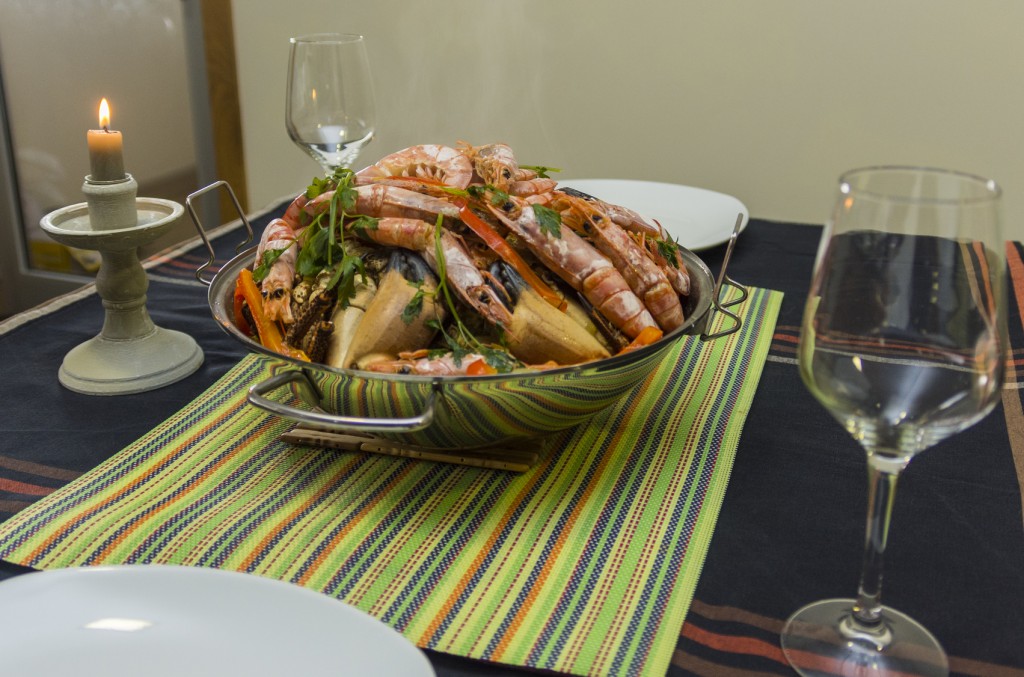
[{"x1": 98, "y1": 98, "x2": 111, "y2": 130}]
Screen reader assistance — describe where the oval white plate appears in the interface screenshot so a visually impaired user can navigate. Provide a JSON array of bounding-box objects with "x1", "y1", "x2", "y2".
[
  {"x1": 558, "y1": 178, "x2": 748, "y2": 251},
  {"x1": 0, "y1": 565, "x2": 434, "y2": 676}
]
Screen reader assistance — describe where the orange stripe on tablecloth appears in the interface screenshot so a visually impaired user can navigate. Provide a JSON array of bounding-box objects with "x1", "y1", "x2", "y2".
[
  {"x1": 294, "y1": 462, "x2": 416, "y2": 587},
  {"x1": 680, "y1": 622, "x2": 786, "y2": 664},
  {"x1": 0, "y1": 478, "x2": 58, "y2": 497},
  {"x1": 0, "y1": 456, "x2": 81, "y2": 482},
  {"x1": 948, "y1": 656, "x2": 1024, "y2": 677},
  {"x1": 970, "y1": 241, "x2": 996, "y2": 320},
  {"x1": 680, "y1": 606, "x2": 1024, "y2": 677},
  {"x1": 1006, "y1": 243, "x2": 1024, "y2": 334},
  {"x1": 680, "y1": 623, "x2": 934, "y2": 677},
  {"x1": 1003, "y1": 243, "x2": 1024, "y2": 522}
]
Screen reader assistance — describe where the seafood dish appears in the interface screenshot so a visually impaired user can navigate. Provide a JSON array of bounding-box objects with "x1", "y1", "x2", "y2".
[{"x1": 233, "y1": 142, "x2": 700, "y2": 377}]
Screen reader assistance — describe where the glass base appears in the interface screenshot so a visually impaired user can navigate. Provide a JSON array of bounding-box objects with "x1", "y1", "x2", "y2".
[{"x1": 780, "y1": 599, "x2": 948, "y2": 677}]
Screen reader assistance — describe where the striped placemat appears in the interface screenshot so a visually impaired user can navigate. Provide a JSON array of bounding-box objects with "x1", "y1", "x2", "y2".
[{"x1": 0, "y1": 287, "x2": 781, "y2": 677}]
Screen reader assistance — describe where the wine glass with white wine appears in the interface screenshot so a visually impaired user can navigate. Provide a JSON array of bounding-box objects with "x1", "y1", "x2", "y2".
[
  {"x1": 781, "y1": 166, "x2": 1006, "y2": 677},
  {"x1": 286, "y1": 33, "x2": 376, "y2": 174}
]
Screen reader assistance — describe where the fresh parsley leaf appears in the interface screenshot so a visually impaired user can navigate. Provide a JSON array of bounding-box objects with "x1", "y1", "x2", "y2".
[
  {"x1": 330, "y1": 254, "x2": 366, "y2": 306},
  {"x1": 296, "y1": 226, "x2": 329, "y2": 277},
  {"x1": 531, "y1": 204, "x2": 562, "y2": 239},
  {"x1": 305, "y1": 175, "x2": 332, "y2": 200},
  {"x1": 480, "y1": 345, "x2": 519, "y2": 373},
  {"x1": 401, "y1": 286, "x2": 426, "y2": 325},
  {"x1": 349, "y1": 215, "x2": 379, "y2": 239},
  {"x1": 252, "y1": 246, "x2": 289, "y2": 283},
  {"x1": 656, "y1": 238, "x2": 681, "y2": 268},
  {"x1": 519, "y1": 164, "x2": 561, "y2": 179},
  {"x1": 466, "y1": 184, "x2": 509, "y2": 206}
]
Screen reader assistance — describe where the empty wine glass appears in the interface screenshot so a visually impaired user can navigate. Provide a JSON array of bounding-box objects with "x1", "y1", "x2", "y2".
[
  {"x1": 286, "y1": 33, "x2": 376, "y2": 174},
  {"x1": 781, "y1": 167, "x2": 1005, "y2": 676}
]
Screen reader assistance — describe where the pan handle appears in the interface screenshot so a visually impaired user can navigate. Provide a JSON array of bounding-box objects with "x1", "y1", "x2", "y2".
[
  {"x1": 185, "y1": 180, "x2": 254, "y2": 287},
  {"x1": 701, "y1": 213, "x2": 748, "y2": 341},
  {"x1": 248, "y1": 369, "x2": 438, "y2": 433}
]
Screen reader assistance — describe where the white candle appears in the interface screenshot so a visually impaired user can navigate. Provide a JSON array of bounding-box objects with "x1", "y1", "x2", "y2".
[{"x1": 87, "y1": 98, "x2": 125, "y2": 182}]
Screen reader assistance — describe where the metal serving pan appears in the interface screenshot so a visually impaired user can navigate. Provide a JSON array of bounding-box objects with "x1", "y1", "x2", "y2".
[{"x1": 189, "y1": 182, "x2": 746, "y2": 450}]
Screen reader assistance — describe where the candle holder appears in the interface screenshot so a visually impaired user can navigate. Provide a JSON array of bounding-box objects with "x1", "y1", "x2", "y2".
[{"x1": 39, "y1": 173, "x2": 204, "y2": 395}]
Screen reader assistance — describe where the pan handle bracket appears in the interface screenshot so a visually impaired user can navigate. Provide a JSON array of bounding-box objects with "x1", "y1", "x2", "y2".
[
  {"x1": 185, "y1": 180, "x2": 254, "y2": 287},
  {"x1": 248, "y1": 368, "x2": 439, "y2": 434},
  {"x1": 701, "y1": 213, "x2": 748, "y2": 341}
]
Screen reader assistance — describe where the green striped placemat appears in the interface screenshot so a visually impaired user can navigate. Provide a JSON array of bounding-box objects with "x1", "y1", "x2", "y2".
[{"x1": 0, "y1": 287, "x2": 781, "y2": 676}]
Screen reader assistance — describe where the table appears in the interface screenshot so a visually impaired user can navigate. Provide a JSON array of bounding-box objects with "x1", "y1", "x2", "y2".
[{"x1": 1, "y1": 201, "x2": 1022, "y2": 676}]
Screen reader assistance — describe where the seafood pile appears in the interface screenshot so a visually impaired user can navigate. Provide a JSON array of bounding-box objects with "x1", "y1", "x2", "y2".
[{"x1": 233, "y1": 143, "x2": 693, "y2": 376}]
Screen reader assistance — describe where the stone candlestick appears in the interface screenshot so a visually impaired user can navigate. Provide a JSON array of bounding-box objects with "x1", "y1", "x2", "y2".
[{"x1": 38, "y1": 172, "x2": 204, "y2": 395}]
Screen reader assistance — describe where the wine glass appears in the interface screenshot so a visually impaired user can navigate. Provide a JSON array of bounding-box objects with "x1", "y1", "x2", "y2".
[
  {"x1": 286, "y1": 33, "x2": 376, "y2": 174},
  {"x1": 781, "y1": 166, "x2": 1005, "y2": 676}
]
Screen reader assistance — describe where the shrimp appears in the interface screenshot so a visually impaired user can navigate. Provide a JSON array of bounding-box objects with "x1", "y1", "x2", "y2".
[
  {"x1": 254, "y1": 218, "x2": 298, "y2": 324},
  {"x1": 304, "y1": 184, "x2": 460, "y2": 222},
  {"x1": 512, "y1": 174, "x2": 558, "y2": 198},
  {"x1": 486, "y1": 197, "x2": 658, "y2": 339},
  {"x1": 364, "y1": 350, "x2": 490, "y2": 375},
  {"x1": 281, "y1": 192, "x2": 309, "y2": 233},
  {"x1": 458, "y1": 141, "x2": 556, "y2": 198},
  {"x1": 356, "y1": 217, "x2": 513, "y2": 328},
  {"x1": 554, "y1": 194, "x2": 685, "y2": 331},
  {"x1": 459, "y1": 142, "x2": 521, "y2": 191},
  {"x1": 356, "y1": 144, "x2": 473, "y2": 189},
  {"x1": 550, "y1": 186, "x2": 690, "y2": 295}
]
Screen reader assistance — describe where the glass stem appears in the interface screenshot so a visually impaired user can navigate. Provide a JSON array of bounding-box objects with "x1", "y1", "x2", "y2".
[{"x1": 851, "y1": 453, "x2": 905, "y2": 629}]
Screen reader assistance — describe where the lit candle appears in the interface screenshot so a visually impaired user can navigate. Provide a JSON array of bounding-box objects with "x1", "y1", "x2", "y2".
[{"x1": 86, "y1": 98, "x2": 125, "y2": 182}]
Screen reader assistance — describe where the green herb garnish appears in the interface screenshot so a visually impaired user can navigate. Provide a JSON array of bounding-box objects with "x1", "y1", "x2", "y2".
[
  {"x1": 519, "y1": 164, "x2": 561, "y2": 179},
  {"x1": 531, "y1": 204, "x2": 562, "y2": 239},
  {"x1": 252, "y1": 246, "x2": 290, "y2": 283}
]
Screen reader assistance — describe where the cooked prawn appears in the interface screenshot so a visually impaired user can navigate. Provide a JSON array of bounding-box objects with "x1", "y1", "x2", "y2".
[
  {"x1": 554, "y1": 194, "x2": 685, "y2": 331},
  {"x1": 254, "y1": 217, "x2": 298, "y2": 324},
  {"x1": 487, "y1": 196, "x2": 658, "y2": 339},
  {"x1": 356, "y1": 217, "x2": 513, "y2": 328},
  {"x1": 356, "y1": 144, "x2": 473, "y2": 189},
  {"x1": 305, "y1": 184, "x2": 461, "y2": 222}
]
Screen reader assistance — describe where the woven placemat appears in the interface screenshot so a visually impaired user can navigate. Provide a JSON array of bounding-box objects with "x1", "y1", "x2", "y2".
[{"x1": 0, "y1": 287, "x2": 781, "y2": 676}]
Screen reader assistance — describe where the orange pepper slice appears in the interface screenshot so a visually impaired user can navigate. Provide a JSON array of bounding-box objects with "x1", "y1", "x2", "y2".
[
  {"x1": 466, "y1": 358, "x2": 498, "y2": 376},
  {"x1": 369, "y1": 175, "x2": 567, "y2": 312},
  {"x1": 236, "y1": 268, "x2": 310, "y2": 362},
  {"x1": 455, "y1": 201, "x2": 567, "y2": 312},
  {"x1": 619, "y1": 326, "x2": 663, "y2": 354}
]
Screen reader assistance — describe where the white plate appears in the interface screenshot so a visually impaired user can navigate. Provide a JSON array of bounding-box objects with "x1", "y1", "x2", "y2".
[
  {"x1": 557, "y1": 178, "x2": 748, "y2": 251},
  {"x1": 0, "y1": 565, "x2": 434, "y2": 676}
]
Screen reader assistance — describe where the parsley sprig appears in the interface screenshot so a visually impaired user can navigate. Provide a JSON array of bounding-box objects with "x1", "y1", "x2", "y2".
[
  {"x1": 426, "y1": 214, "x2": 521, "y2": 373},
  {"x1": 519, "y1": 164, "x2": 562, "y2": 179},
  {"x1": 295, "y1": 168, "x2": 373, "y2": 307}
]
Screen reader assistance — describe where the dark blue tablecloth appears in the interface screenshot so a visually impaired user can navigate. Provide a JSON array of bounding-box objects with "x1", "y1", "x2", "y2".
[{"x1": 2, "y1": 200, "x2": 1022, "y2": 676}]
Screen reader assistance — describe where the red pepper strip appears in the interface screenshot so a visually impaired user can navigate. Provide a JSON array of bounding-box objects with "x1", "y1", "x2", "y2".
[
  {"x1": 454, "y1": 201, "x2": 567, "y2": 312},
  {"x1": 466, "y1": 358, "x2": 498, "y2": 376},
  {"x1": 233, "y1": 274, "x2": 254, "y2": 337},
  {"x1": 236, "y1": 268, "x2": 310, "y2": 362},
  {"x1": 369, "y1": 175, "x2": 567, "y2": 312},
  {"x1": 619, "y1": 326, "x2": 663, "y2": 354}
]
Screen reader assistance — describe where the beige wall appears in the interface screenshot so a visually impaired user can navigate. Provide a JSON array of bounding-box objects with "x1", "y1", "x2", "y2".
[
  {"x1": 0, "y1": 1, "x2": 195, "y2": 220},
  {"x1": 233, "y1": 0, "x2": 1024, "y2": 238}
]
